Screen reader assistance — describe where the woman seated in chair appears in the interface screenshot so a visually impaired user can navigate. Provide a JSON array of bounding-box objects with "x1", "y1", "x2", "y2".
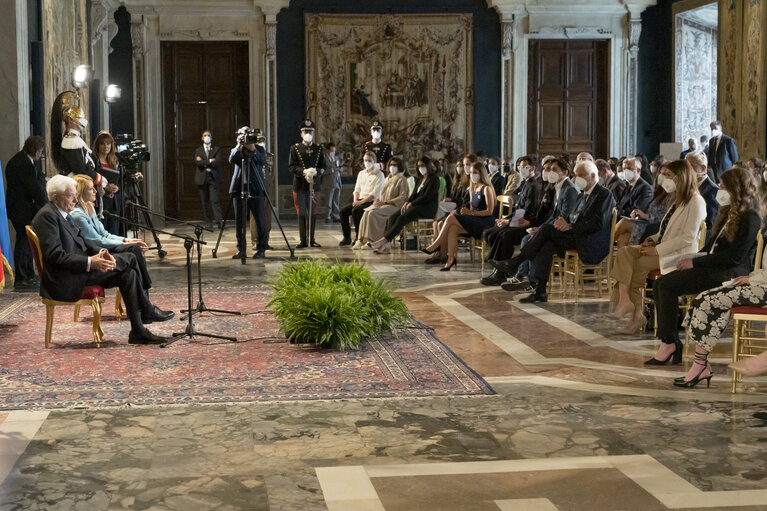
[
  {"x1": 421, "y1": 161, "x2": 496, "y2": 271},
  {"x1": 369, "y1": 156, "x2": 440, "y2": 254},
  {"x1": 647, "y1": 167, "x2": 762, "y2": 370},
  {"x1": 679, "y1": 237, "x2": 767, "y2": 388},
  {"x1": 610, "y1": 159, "x2": 705, "y2": 334},
  {"x1": 355, "y1": 158, "x2": 410, "y2": 249},
  {"x1": 69, "y1": 174, "x2": 153, "y2": 290}
]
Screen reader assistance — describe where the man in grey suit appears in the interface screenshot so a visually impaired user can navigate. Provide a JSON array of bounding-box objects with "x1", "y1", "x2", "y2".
[{"x1": 706, "y1": 120, "x2": 738, "y2": 182}]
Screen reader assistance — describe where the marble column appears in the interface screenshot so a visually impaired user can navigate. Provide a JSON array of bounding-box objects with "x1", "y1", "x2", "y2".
[
  {"x1": 265, "y1": 17, "x2": 279, "y2": 214},
  {"x1": 626, "y1": 17, "x2": 641, "y2": 155},
  {"x1": 500, "y1": 19, "x2": 514, "y2": 161},
  {"x1": 89, "y1": 0, "x2": 118, "y2": 133},
  {"x1": 0, "y1": 0, "x2": 29, "y2": 164}
]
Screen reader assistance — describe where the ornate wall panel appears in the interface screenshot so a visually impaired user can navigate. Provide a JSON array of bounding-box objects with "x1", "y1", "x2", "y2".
[
  {"x1": 674, "y1": 16, "x2": 717, "y2": 144},
  {"x1": 305, "y1": 14, "x2": 473, "y2": 170},
  {"x1": 42, "y1": 0, "x2": 89, "y2": 161},
  {"x1": 717, "y1": 0, "x2": 767, "y2": 158}
]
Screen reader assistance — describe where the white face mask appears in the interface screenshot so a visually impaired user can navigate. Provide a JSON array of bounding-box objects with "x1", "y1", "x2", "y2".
[
  {"x1": 656, "y1": 174, "x2": 665, "y2": 187},
  {"x1": 488, "y1": 164, "x2": 499, "y2": 174},
  {"x1": 329, "y1": 151, "x2": 335, "y2": 158},
  {"x1": 203, "y1": 135, "x2": 211, "y2": 144},
  {"x1": 258, "y1": 142, "x2": 266, "y2": 148},
  {"x1": 364, "y1": 161, "x2": 374, "y2": 170},
  {"x1": 546, "y1": 171, "x2": 560, "y2": 184},
  {"x1": 78, "y1": 117, "x2": 88, "y2": 129},
  {"x1": 661, "y1": 178, "x2": 676, "y2": 194},
  {"x1": 597, "y1": 176, "x2": 605, "y2": 186},
  {"x1": 390, "y1": 166, "x2": 399, "y2": 175},
  {"x1": 470, "y1": 173, "x2": 481, "y2": 183},
  {"x1": 763, "y1": 170, "x2": 767, "y2": 181},
  {"x1": 302, "y1": 133, "x2": 313, "y2": 143},
  {"x1": 716, "y1": 189, "x2": 731, "y2": 206},
  {"x1": 711, "y1": 128, "x2": 722, "y2": 138},
  {"x1": 418, "y1": 166, "x2": 428, "y2": 176},
  {"x1": 574, "y1": 176, "x2": 588, "y2": 191},
  {"x1": 455, "y1": 166, "x2": 462, "y2": 175},
  {"x1": 623, "y1": 169, "x2": 636, "y2": 182},
  {"x1": 541, "y1": 170, "x2": 549, "y2": 182},
  {"x1": 371, "y1": 130, "x2": 382, "y2": 141},
  {"x1": 463, "y1": 165, "x2": 471, "y2": 174},
  {"x1": 519, "y1": 167, "x2": 531, "y2": 179},
  {"x1": 617, "y1": 170, "x2": 625, "y2": 180}
]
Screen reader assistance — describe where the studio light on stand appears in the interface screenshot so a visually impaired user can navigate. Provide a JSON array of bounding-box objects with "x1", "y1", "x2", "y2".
[
  {"x1": 72, "y1": 65, "x2": 91, "y2": 90},
  {"x1": 104, "y1": 84, "x2": 122, "y2": 103}
]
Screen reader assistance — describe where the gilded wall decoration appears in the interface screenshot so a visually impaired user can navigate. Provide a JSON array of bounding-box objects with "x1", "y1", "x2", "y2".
[
  {"x1": 42, "y1": 0, "x2": 89, "y2": 167},
  {"x1": 716, "y1": 0, "x2": 767, "y2": 158},
  {"x1": 305, "y1": 14, "x2": 473, "y2": 172},
  {"x1": 675, "y1": 16, "x2": 717, "y2": 144}
]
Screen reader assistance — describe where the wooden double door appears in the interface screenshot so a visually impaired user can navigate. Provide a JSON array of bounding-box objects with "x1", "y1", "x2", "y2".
[
  {"x1": 162, "y1": 41, "x2": 249, "y2": 220},
  {"x1": 528, "y1": 40, "x2": 609, "y2": 159}
]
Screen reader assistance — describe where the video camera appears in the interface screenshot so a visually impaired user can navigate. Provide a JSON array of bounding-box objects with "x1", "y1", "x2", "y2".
[
  {"x1": 236, "y1": 127, "x2": 261, "y2": 146},
  {"x1": 115, "y1": 133, "x2": 150, "y2": 172}
]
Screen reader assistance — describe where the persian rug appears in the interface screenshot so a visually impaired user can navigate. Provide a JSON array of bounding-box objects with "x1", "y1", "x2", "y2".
[{"x1": 0, "y1": 286, "x2": 493, "y2": 410}]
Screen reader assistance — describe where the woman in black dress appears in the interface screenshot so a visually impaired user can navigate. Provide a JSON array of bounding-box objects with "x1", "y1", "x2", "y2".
[{"x1": 422, "y1": 161, "x2": 496, "y2": 271}]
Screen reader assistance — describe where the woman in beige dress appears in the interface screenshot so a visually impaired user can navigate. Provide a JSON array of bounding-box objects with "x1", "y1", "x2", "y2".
[{"x1": 355, "y1": 157, "x2": 410, "y2": 249}]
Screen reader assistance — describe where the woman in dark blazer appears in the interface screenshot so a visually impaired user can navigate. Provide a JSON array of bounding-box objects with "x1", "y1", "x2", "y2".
[
  {"x1": 647, "y1": 167, "x2": 762, "y2": 370},
  {"x1": 369, "y1": 156, "x2": 440, "y2": 254}
]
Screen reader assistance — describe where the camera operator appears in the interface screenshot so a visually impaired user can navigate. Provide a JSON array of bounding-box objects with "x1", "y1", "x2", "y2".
[{"x1": 229, "y1": 128, "x2": 269, "y2": 259}]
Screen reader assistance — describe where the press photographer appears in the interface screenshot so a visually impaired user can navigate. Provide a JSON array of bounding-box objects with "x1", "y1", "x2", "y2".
[{"x1": 229, "y1": 127, "x2": 268, "y2": 259}]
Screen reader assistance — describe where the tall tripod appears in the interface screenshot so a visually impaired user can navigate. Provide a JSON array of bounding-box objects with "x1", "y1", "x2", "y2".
[{"x1": 124, "y1": 174, "x2": 166, "y2": 258}]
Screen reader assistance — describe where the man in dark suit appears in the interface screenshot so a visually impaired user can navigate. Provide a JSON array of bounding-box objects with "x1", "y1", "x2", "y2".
[
  {"x1": 194, "y1": 130, "x2": 224, "y2": 229},
  {"x1": 685, "y1": 151, "x2": 719, "y2": 242},
  {"x1": 499, "y1": 161, "x2": 616, "y2": 303},
  {"x1": 615, "y1": 157, "x2": 652, "y2": 217},
  {"x1": 31, "y1": 175, "x2": 174, "y2": 344},
  {"x1": 706, "y1": 120, "x2": 738, "y2": 182},
  {"x1": 5, "y1": 136, "x2": 47, "y2": 290},
  {"x1": 596, "y1": 158, "x2": 626, "y2": 200}
]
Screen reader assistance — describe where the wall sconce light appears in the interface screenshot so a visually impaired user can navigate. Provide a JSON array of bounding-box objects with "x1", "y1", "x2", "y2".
[
  {"x1": 104, "y1": 84, "x2": 122, "y2": 103},
  {"x1": 72, "y1": 65, "x2": 91, "y2": 89}
]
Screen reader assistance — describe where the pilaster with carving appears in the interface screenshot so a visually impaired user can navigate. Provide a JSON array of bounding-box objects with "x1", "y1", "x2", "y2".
[
  {"x1": 626, "y1": 17, "x2": 641, "y2": 154},
  {"x1": 130, "y1": 19, "x2": 146, "y2": 143},
  {"x1": 501, "y1": 19, "x2": 514, "y2": 159}
]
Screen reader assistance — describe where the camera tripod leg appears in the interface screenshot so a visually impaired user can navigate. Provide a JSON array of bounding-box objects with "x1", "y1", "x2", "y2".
[{"x1": 212, "y1": 200, "x2": 233, "y2": 258}]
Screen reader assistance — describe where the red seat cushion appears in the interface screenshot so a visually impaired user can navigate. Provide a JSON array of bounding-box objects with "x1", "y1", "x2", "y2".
[
  {"x1": 81, "y1": 285, "x2": 106, "y2": 300},
  {"x1": 732, "y1": 306, "x2": 767, "y2": 315},
  {"x1": 648, "y1": 269, "x2": 661, "y2": 279}
]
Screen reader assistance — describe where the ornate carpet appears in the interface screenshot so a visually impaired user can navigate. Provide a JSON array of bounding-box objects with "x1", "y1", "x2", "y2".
[{"x1": 0, "y1": 287, "x2": 493, "y2": 410}]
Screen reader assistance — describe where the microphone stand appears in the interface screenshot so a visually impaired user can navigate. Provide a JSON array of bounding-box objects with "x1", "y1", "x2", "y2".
[
  {"x1": 124, "y1": 204, "x2": 240, "y2": 320},
  {"x1": 103, "y1": 212, "x2": 237, "y2": 346}
]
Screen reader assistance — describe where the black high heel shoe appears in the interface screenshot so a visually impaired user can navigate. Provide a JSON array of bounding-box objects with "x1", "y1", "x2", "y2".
[
  {"x1": 440, "y1": 258, "x2": 457, "y2": 271},
  {"x1": 421, "y1": 247, "x2": 439, "y2": 255},
  {"x1": 645, "y1": 336, "x2": 683, "y2": 366},
  {"x1": 673, "y1": 364, "x2": 713, "y2": 388}
]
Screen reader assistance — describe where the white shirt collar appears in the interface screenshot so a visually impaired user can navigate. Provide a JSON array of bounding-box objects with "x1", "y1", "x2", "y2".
[{"x1": 56, "y1": 205, "x2": 70, "y2": 219}]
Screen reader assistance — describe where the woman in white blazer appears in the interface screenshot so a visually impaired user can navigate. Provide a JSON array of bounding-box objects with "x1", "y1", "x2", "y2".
[{"x1": 610, "y1": 159, "x2": 707, "y2": 333}]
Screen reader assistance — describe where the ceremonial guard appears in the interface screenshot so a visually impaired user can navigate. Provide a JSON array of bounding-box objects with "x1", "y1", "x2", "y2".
[
  {"x1": 50, "y1": 91, "x2": 115, "y2": 200},
  {"x1": 363, "y1": 120, "x2": 392, "y2": 171},
  {"x1": 288, "y1": 120, "x2": 325, "y2": 248}
]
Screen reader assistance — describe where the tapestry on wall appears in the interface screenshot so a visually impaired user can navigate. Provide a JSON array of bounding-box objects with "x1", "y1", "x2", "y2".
[
  {"x1": 305, "y1": 14, "x2": 473, "y2": 173},
  {"x1": 675, "y1": 16, "x2": 717, "y2": 145}
]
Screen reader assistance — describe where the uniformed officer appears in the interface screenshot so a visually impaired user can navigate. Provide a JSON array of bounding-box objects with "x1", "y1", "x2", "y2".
[
  {"x1": 288, "y1": 120, "x2": 325, "y2": 248},
  {"x1": 50, "y1": 91, "x2": 115, "y2": 201},
  {"x1": 363, "y1": 120, "x2": 393, "y2": 170}
]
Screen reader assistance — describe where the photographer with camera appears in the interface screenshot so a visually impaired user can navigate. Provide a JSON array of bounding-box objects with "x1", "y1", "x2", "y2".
[
  {"x1": 229, "y1": 127, "x2": 269, "y2": 259},
  {"x1": 194, "y1": 130, "x2": 224, "y2": 230}
]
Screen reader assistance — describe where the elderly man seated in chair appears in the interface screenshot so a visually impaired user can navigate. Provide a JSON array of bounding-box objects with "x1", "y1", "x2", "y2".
[
  {"x1": 31, "y1": 175, "x2": 174, "y2": 344},
  {"x1": 498, "y1": 160, "x2": 616, "y2": 303}
]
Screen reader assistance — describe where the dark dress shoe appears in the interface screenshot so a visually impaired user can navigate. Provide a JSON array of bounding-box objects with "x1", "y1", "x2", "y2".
[
  {"x1": 311, "y1": 241, "x2": 322, "y2": 248},
  {"x1": 489, "y1": 259, "x2": 513, "y2": 275},
  {"x1": 128, "y1": 329, "x2": 169, "y2": 345},
  {"x1": 252, "y1": 251, "x2": 265, "y2": 259},
  {"x1": 339, "y1": 238, "x2": 352, "y2": 246},
  {"x1": 231, "y1": 252, "x2": 244, "y2": 259},
  {"x1": 753, "y1": 410, "x2": 767, "y2": 421},
  {"x1": 14, "y1": 279, "x2": 38, "y2": 291},
  {"x1": 266, "y1": 245, "x2": 274, "y2": 250},
  {"x1": 519, "y1": 290, "x2": 548, "y2": 303},
  {"x1": 425, "y1": 254, "x2": 447, "y2": 265},
  {"x1": 480, "y1": 269, "x2": 507, "y2": 286},
  {"x1": 142, "y1": 305, "x2": 175, "y2": 324},
  {"x1": 295, "y1": 243, "x2": 308, "y2": 249}
]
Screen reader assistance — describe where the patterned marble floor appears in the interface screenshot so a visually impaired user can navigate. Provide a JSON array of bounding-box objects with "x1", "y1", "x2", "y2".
[{"x1": 1, "y1": 222, "x2": 767, "y2": 510}]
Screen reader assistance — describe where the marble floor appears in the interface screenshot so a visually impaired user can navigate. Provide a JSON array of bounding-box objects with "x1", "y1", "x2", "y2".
[{"x1": 2, "y1": 222, "x2": 767, "y2": 511}]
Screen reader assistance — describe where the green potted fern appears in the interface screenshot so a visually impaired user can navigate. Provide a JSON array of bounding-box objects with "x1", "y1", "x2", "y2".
[{"x1": 267, "y1": 260, "x2": 409, "y2": 350}]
